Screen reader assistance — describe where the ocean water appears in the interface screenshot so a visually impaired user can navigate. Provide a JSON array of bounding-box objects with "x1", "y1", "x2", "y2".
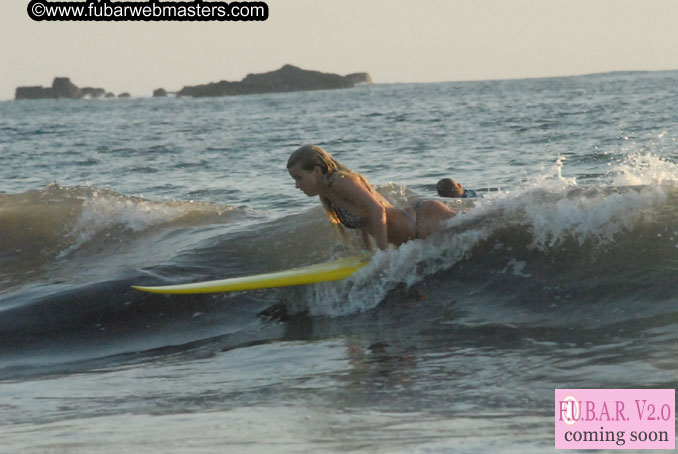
[{"x1": 1, "y1": 70, "x2": 678, "y2": 453}]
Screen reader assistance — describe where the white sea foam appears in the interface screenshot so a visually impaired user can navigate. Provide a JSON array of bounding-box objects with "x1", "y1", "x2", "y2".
[
  {"x1": 58, "y1": 189, "x2": 237, "y2": 258},
  {"x1": 485, "y1": 153, "x2": 673, "y2": 249},
  {"x1": 611, "y1": 152, "x2": 678, "y2": 186}
]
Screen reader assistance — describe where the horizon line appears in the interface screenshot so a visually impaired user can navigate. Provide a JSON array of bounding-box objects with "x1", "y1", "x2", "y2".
[{"x1": 3, "y1": 67, "x2": 677, "y2": 102}]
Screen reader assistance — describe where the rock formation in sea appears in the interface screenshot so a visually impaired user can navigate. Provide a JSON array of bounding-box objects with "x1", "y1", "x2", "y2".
[
  {"x1": 15, "y1": 77, "x2": 110, "y2": 100},
  {"x1": 176, "y1": 64, "x2": 372, "y2": 98},
  {"x1": 14, "y1": 65, "x2": 372, "y2": 100}
]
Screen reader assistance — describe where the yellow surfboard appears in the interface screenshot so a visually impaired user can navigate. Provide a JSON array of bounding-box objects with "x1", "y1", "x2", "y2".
[{"x1": 131, "y1": 255, "x2": 370, "y2": 294}]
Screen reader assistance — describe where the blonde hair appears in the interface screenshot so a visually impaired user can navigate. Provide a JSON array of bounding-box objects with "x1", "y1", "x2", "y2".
[{"x1": 287, "y1": 145, "x2": 347, "y2": 175}]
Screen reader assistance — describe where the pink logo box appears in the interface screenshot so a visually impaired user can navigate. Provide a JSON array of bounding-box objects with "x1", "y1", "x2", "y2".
[{"x1": 555, "y1": 389, "x2": 675, "y2": 450}]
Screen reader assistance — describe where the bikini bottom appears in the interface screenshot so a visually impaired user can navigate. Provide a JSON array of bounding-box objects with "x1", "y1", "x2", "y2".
[{"x1": 402, "y1": 200, "x2": 424, "y2": 239}]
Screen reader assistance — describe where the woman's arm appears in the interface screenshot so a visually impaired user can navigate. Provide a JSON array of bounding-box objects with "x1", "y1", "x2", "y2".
[
  {"x1": 331, "y1": 176, "x2": 389, "y2": 250},
  {"x1": 365, "y1": 203, "x2": 388, "y2": 250}
]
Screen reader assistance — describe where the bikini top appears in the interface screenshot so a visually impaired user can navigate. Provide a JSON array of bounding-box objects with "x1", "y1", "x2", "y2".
[{"x1": 332, "y1": 204, "x2": 369, "y2": 229}]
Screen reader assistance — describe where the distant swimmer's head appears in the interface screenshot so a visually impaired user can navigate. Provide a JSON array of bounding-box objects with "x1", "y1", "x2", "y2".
[
  {"x1": 437, "y1": 178, "x2": 464, "y2": 198},
  {"x1": 287, "y1": 145, "x2": 342, "y2": 174}
]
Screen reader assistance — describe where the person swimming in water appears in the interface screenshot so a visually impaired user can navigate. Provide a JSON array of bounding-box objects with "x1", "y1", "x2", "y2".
[
  {"x1": 287, "y1": 145, "x2": 456, "y2": 251},
  {"x1": 436, "y1": 178, "x2": 478, "y2": 198}
]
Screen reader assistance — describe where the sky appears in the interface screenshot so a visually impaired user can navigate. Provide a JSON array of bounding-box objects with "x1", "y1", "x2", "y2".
[{"x1": 2, "y1": 0, "x2": 677, "y2": 100}]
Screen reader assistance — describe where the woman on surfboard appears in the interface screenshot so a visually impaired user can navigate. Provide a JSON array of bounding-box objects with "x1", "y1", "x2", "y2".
[{"x1": 287, "y1": 145, "x2": 456, "y2": 250}]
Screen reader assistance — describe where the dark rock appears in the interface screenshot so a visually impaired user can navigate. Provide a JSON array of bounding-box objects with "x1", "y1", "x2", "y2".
[
  {"x1": 51, "y1": 77, "x2": 80, "y2": 98},
  {"x1": 15, "y1": 77, "x2": 111, "y2": 100},
  {"x1": 153, "y1": 88, "x2": 168, "y2": 97},
  {"x1": 177, "y1": 80, "x2": 240, "y2": 97},
  {"x1": 15, "y1": 77, "x2": 80, "y2": 99},
  {"x1": 239, "y1": 64, "x2": 351, "y2": 92},
  {"x1": 15, "y1": 86, "x2": 53, "y2": 99},
  {"x1": 117, "y1": 92, "x2": 131, "y2": 98},
  {"x1": 105, "y1": 92, "x2": 116, "y2": 98},
  {"x1": 177, "y1": 64, "x2": 371, "y2": 98}
]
